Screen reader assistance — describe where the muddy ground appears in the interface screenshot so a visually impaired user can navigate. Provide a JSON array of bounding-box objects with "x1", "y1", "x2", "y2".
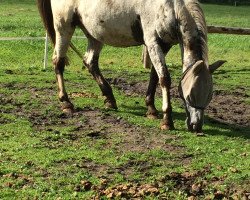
[
  {"x1": 0, "y1": 72, "x2": 249, "y2": 199},
  {"x1": 108, "y1": 77, "x2": 250, "y2": 128}
]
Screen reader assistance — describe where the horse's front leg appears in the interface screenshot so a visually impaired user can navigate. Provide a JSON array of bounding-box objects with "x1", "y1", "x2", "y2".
[
  {"x1": 146, "y1": 43, "x2": 174, "y2": 130},
  {"x1": 146, "y1": 66, "x2": 159, "y2": 119}
]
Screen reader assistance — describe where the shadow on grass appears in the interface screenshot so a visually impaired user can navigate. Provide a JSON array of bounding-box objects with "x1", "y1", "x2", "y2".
[
  {"x1": 215, "y1": 68, "x2": 250, "y2": 75},
  {"x1": 118, "y1": 104, "x2": 250, "y2": 139},
  {"x1": 205, "y1": 116, "x2": 250, "y2": 139}
]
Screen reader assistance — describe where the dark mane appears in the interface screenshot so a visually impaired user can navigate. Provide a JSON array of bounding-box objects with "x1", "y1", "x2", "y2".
[
  {"x1": 176, "y1": 0, "x2": 208, "y2": 66},
  {"x1": 186, "y1": 0, "x2": 208, "y2": 65}
]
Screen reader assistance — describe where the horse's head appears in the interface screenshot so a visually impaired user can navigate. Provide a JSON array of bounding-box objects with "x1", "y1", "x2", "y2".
[{"x1": 179, "y1": 60, "x2": 226, "y2": 133}]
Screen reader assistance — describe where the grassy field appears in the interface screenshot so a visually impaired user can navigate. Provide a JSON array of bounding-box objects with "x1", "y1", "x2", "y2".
[{"x1": 0, "y1": 1, "x2": 249, "y2": 199}]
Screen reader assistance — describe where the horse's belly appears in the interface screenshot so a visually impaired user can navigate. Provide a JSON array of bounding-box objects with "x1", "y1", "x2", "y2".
[
  {"x1": 79, "y1": 1, "x2": 143, "y2": 47},
  {"x1": 83, "y1": 17, "x2": 143, "y2": 47},
  {"x1": 91, "y1": 25, "x2": 141, "y2": 47}
]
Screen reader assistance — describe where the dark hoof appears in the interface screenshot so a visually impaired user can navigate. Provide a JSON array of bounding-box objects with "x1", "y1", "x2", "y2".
[
  {"x1": 62, "y1": 108, "x2": 74, "y2": 115},
  {"x1": 160, "y1": 122, "x2": 175, "y2": 131},
  {"x1": 61, "y1": 102, "x2": 74, "y2": 114},
  {"x1": 104, "y1": 99, "x2": 117, "y2": 109},
  {"x1": 186, "y1": 118, "x2": 194, "y2": 132}
]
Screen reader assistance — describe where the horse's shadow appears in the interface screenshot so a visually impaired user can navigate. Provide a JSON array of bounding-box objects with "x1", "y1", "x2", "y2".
[
  {"x1": 118, "y1": 104, "x2": 250, "y2": 139},
  {"x1": 204, "y1": 116, "x2": 250, "y2": 139},
  {"x1": 215, "y1": 68, "x2": 250, "y2": 75}
]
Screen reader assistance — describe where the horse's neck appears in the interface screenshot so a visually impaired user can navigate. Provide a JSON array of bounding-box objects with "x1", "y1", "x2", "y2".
[
  {"x1": 175, "y1": 0, "x2": 208, "y2": 72},
  {"x1": 180, "y1": 39, "x2": 206, "y2": 72}
]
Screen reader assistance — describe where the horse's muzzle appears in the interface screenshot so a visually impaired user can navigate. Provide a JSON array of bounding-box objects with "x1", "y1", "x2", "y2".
[
  {"x1": 187, "y1": 106, "x2": 204, "y2": 133},
  {"x1": 191, "y1": 122, "x2": 203, "y2": 133}
]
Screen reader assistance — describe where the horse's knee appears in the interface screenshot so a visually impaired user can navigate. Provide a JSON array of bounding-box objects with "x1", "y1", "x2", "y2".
[
  {"x1": 83, "y1": 52, "x2": 99, "y2": 71},
  {"x1": 159, "y1": 70, "x2": 171, "y2": 89},
  {"x1": 53, "y1": 57, "x2": 66, "y2": 74}
]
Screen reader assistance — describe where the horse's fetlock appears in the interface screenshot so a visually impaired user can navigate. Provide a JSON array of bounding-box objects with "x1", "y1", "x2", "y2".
[
  {"x1": 59, "y1": 94, "x2": 69, "y2": 102},
  {"x1": 145, "y1": 96, "x2": 153, "y2": 106},
  {"x1": 162, "y1": 110, "x2": 174, "y2": 125}
]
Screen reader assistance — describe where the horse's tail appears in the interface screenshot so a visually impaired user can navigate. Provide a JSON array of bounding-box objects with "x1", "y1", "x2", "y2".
[
  {"x1": 37, "y1": 0, "x2": 55, "y2": 46},
  {"x1": 37, "y1": 0, "x2": 83, "y2": 59}
]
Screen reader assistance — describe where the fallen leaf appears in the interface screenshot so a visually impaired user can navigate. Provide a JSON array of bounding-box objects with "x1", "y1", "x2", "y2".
[
  {"x1": 230, "y1": 167, "x2": 240, "y2": 173},
  {"x1": 191, "y1": 183, "x2": 202, "y2": 195},
  {"x1": 188, "y1": 196, "x2": 198, "y2": 200}
]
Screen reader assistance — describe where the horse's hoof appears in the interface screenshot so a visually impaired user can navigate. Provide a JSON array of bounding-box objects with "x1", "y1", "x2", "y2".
[
  {"x1": 105, "y1": 100, "x2": 118, "y2": 110},
  {"x1": 62, "y1": 108, "x2": 74, "y2": 115},
  {"x1": 160, "y1": 123, "x2": 175, "y2": 131},
  {"x1": 61, "y1": 102, "x2": 74, "y2": 114}
]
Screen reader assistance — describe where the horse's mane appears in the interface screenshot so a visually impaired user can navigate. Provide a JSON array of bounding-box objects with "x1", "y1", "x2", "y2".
[{"x1": 176, "y1": 0, "x2": 208, "y2": 66}]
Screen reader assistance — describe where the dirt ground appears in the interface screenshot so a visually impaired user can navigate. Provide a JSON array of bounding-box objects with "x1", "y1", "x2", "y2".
[
  {"x1": 1, "y1": 73, "x2": 249, "y2": 199},
  {"x1": 108, "y1": 77, "x2": 250, "y2": 128}
]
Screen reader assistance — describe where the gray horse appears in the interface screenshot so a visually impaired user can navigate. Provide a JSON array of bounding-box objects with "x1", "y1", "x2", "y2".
[{"x1": 37, "y1": 0, "x2": 225, "y2": 132}]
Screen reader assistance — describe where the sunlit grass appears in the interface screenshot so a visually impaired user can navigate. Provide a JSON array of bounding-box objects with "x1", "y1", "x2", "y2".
[{"x1": 0, "y1": 1, "x2": 249, "y2": 199}]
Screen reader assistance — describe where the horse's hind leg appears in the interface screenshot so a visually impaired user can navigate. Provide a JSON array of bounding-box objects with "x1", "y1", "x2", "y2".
[
  {"x1": 84, "y1": 38, "x2": 117, "y2": 109},
  {"x1": 146, "y1": 66, "x2": 159, "y2": 119},
  {"x1": 53, "y1": 25, "x2": 75, "y2": 113}
]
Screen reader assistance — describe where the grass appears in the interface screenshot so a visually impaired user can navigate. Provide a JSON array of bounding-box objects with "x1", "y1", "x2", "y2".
[
  {"x1": 0, "y1": 1, "x2": 250, "y2": 199},
  {"x1": 202, "y1": 4, "x2": 250, "y2": 28}
]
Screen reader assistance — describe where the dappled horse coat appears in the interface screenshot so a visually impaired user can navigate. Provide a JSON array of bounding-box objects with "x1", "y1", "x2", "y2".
[{"x1": 37, "y1": 0, "x2": 225, "y2": 132}]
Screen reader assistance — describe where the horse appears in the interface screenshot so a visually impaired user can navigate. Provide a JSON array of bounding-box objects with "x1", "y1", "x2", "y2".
[{"x1": 37, "y1": 0, "x2": 225, "y2": 133}]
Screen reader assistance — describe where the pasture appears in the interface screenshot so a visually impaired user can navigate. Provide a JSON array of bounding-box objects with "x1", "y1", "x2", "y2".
[{"x1": 0, "y1": 1, "x2": 249, "y2": 199}]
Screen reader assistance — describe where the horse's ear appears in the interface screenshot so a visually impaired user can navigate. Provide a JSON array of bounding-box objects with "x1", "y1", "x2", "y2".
[
  {"x1": 209, "y1": 60, "x2": 226, "y2": 73},
  {"x1": 193, "y1": 60, "x2": 204, "y2": 75}
]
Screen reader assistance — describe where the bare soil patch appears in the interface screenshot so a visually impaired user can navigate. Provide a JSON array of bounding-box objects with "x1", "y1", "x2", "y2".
[
  {"x1": 207, "y1": 89, "x2": 250, "y2": 127},
  {"x1": 108, "y1": 77, "x2": 250, "y2": 127},
  {"x1": 1, "y1": 79, "x2": 249, "y2": 199},
  {"x1": 0, "y1": 82, "x2": 189, "y2": 179}
]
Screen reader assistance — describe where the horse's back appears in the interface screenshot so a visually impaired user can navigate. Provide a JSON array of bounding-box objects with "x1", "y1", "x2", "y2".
[
  {"x1": 51, "y1": 0, "x2": 177, "y2": 47},
  {"x1": 78, "y1": 0, "x2": 149, "y2": 46}
]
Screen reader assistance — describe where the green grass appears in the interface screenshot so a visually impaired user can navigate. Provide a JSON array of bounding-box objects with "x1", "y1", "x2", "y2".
[
  {"x1": 0, "y1": 0, "x2": 43, "y2": 37},
  {"x1": 0, "y1": 1, "x2": 249, "y2": 199},
  {"x1": 202, "y1": 4, "x2": 250, "y2": 28}
]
